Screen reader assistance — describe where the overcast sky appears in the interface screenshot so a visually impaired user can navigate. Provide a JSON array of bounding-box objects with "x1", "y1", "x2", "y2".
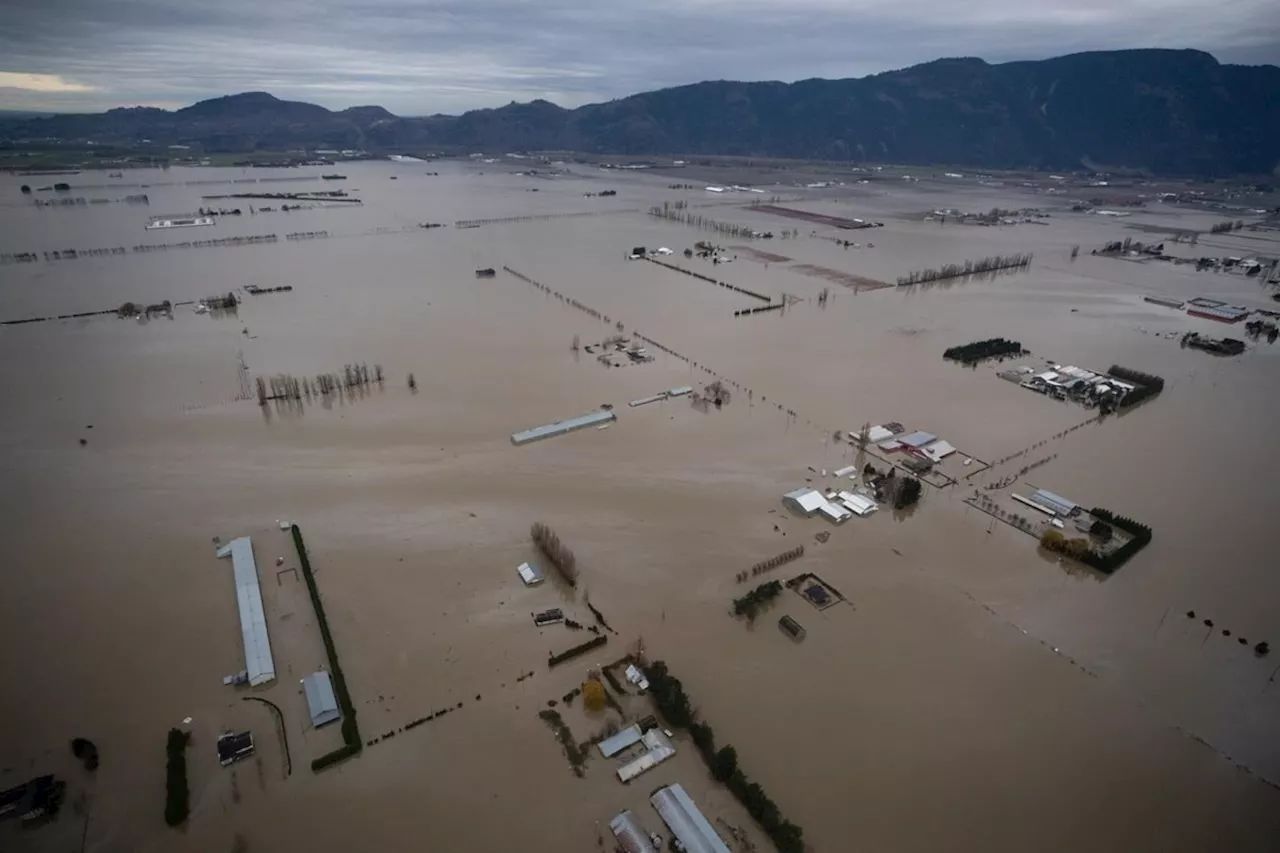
[{"x1": 1, "y1": 0, "x2": 1276, "y2": 115}]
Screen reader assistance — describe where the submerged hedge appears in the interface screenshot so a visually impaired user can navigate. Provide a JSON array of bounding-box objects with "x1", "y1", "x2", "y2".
[
  {"x1": 291, "y1": 525, "x2": 362, "y2": 770},
  {"x1": 164, "y1": 728, "x2": 190, "y2": 826},
  {"x1": 1080, "y1": 508, "x2": 1152, "y2": 573}
]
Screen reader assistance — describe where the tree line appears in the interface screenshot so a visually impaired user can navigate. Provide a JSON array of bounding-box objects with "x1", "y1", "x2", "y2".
[
  {"x1": 732, "y1": 580, "x2": 783, "y2": 620},
  {"x1": 531, "y1": 522, "x2": 578, "y2": 586},
  {"x1": 943, "y1": 338, "x2": 1025, "y2": 365},
  {"x1": 1107, "y1": 365, "x2": 1165, "y2": 408},
  {"x1": 897, "y1": 253, "x2": 1032, "y2": 286},
  {"x1": 293, "y1": 525, "x2": 363, "y2": 771},
  {"x1": 646, "y1": 661, "x2": 805, "y2": 853}
]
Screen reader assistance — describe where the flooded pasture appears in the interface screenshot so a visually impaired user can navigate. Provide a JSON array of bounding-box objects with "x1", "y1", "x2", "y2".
[{"x1": 1, "y1": 160, "x2": 1278, "y2": 852}]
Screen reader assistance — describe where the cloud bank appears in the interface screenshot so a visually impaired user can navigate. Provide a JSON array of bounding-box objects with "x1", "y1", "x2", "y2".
[{"x1": 0, "y1": 0, "x2": 1276, "y2": 114}]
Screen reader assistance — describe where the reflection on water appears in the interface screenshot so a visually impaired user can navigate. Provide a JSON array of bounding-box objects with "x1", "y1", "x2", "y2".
[{"x1": 1, "y1": 161, "x2": 1278, "y2": 852}]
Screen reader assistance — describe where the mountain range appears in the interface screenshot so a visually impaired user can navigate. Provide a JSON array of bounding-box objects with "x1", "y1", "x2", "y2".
[{"x1": 2, "y1": 49, "x2": 1277, "y2": 176}]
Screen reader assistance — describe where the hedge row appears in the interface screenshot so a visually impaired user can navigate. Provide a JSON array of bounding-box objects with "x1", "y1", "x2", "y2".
[
  {"x1": 548, "y1": 634, "x2": 608, "y2": 667},
  {"x1": 731, "y1": 580, "x2": 782, "y2": 620},
  {"x1": 164, "y1": 728, "x2": 190, "y2": 826},
  {"x1": 943, "y1": 338, "x2": 1024, "y2": 365},
  {"x1": 1108, "y1": 365, "x2": 1165, "y2": 408},
  {"x1": 646, "y1": 661, "x2": 805, "y2": 853},
  {"x1": 291, "y1": 525, "x2": 362, "y2": 771},
  {"x1": 1080, "y1": 508, "x2": 1153, "y2": 573}
]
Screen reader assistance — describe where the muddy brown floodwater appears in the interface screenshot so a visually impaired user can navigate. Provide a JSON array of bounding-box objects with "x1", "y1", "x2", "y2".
[{"x1": 1, "y1": 161, "x2": 1278, "y2": 853}]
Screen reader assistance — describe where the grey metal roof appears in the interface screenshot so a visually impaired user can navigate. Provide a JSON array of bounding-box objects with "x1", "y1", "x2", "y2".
[
  {"x1": 510, "y1": 409, "x2": 616, "y2": 445},
  {"x1": 1031, "y1": 489, "x2": 1079, "y2": 514},
  {"x1": 650, "y1": 784, "x2": 732, "y2": 853},
  {"x1": 597, "y1": 723, "x2": 644, "y2": 757},
  {"x1": 216, "y1": 537, "x2": 276, "y2": 686},
  {"x1": 302, "y1": 671, "x2": 341, "y2": 728},
  {"x1": 609, "y1": 811, "x2": 655, "y2": 853},
  {"x1": 899, "y1": 430, "x2": 937, "y2": 448}
]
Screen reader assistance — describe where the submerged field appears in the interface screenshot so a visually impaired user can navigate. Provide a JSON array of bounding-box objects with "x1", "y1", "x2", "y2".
[{"x1": 1, "y1": 160, "x2": 1278, "y2": 852}]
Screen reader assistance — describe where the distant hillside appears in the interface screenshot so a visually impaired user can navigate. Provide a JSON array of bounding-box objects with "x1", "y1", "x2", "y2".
[{"x1": 2, "y1": 49, "x2": 1277, "y2": 175}]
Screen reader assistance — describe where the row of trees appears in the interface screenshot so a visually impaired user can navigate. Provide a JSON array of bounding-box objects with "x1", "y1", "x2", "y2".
[
  {"x1": 548, "y1": 634, "x2": 608, "y2": 667},
  {"x1": 648, "y1": 205, "x2": 759, "y2": 239},
  {"x1": 531, "y1": 522, "x2": 578, "y2": 586},
  {"x1": 943, "y1": 338, "x2": 1025, "y2": 365},
  {"x1": 732, "y1": 580, "x2": 782, "y2": 621},
  {"x1": 1209, "y1": 219, "x2": 1246, "y2": 233},
  {"x1": 1107, "y1": 365, "x2": 1165, "y2": 408},
  {"x1": 646, "y1": 661, "x2": 805, "y2": 853},
  {"x1": 255, "y1": 364, "x2": 384, "y2": 405},
  {"x1": 738, "y1": 546, "x2": 804, "y2": 582},
  {"x1": 292, "y1": 525, "x2": 363, "y2": 771},
  {"x1": 897, "y1": 253, "x2": 1032, "y2": 286},
  {"x1": 1079, "y1": 509, "x2": 1152, "y2": 573}
]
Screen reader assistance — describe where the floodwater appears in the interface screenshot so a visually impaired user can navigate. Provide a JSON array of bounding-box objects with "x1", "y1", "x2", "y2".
[{"x1": 1, "y1": 160, "x2": 1278, "y2": 852}]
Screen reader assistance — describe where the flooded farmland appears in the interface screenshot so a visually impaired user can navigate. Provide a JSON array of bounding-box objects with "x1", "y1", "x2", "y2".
[{"x1": 1, "y1": 160, "x2": 1278, "y2": 852}]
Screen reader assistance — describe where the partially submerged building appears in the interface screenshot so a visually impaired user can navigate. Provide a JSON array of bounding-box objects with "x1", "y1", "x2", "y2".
[
  {"x1": 617, "y1": 728, "x2": 676, "y2": 783},
  {"x1": 650, "y1": 784, "x2": 732, "y2": 853},
  {"x1": 817, "y1": 502, "x2": 851, "y2": 524},
  {"x1": 1028, "y1": 489, "x2": 1080, "y2": 517},
  {"x1": 779, "y1": 614, "x2": 807, "y2": 641},
  {"x1": 598, "y1": 723, "x2": 644, "y2": 758},
  {"x1": 898, "y1": 430, "x2": 937, "y2": 449},
  {"x1": 510, "y1": 409, "x2": 616, "y2": 445},
  {"x1": 302, "y1": 670, "x2": 341, "y2": 728},
  {"x1": 625, "y1": 663, "x2": 649, "y2": 692},
  {"x1": 517, "y1": 561, "x2": 544, "y2": 585},
  {"x1": 609, "y1": 810, "x2": 659, "y2": 853},
  {"x1": 837, "y1": 491, "x2": 878, "y2": 517},
  {"x1": 216, "y1": 731, "x2": 255, "y2": 766},
  {"x1": 216, "y1": 536, "x2": 276, "y2": 686},
  {"x1": 782, "y1": 487, "x2": 826, "y2": 516},
  {"x1": 0, "y1": 776, "x2": 65, "y2": 823}
]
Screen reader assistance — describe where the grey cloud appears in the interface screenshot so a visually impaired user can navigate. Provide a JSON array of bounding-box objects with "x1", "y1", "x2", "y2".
[{"x1": 0, "y1": 0, "x2": 1276, "y2": 114}]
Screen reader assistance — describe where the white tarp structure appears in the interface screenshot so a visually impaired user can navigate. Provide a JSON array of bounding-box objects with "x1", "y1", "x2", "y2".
[
  {"x1": 216, "y1": 537, "x2": 276, "y2": 686},
  {"x1": 650, "y1": 784, "x2": 732, "y2": 853}
]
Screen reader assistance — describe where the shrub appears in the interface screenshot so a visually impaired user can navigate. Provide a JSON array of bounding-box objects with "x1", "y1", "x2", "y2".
[
  {"x1": 582, "y1": 679, "x2": 607, "y2": 712},
  {"x1": 71, "y1": 737, "x2": 99, "y2": 771},
  {"x1": 895, "y1": 477, "x2": 922, "y2": 510},
  {"x1": 732, "y1": 580, "x2": 782, "y2": 621}
]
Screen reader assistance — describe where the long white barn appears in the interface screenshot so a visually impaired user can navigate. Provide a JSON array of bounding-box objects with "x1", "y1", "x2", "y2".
[{"x1": 216, "y1": 536, "x2": 276, "y2": 686}]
